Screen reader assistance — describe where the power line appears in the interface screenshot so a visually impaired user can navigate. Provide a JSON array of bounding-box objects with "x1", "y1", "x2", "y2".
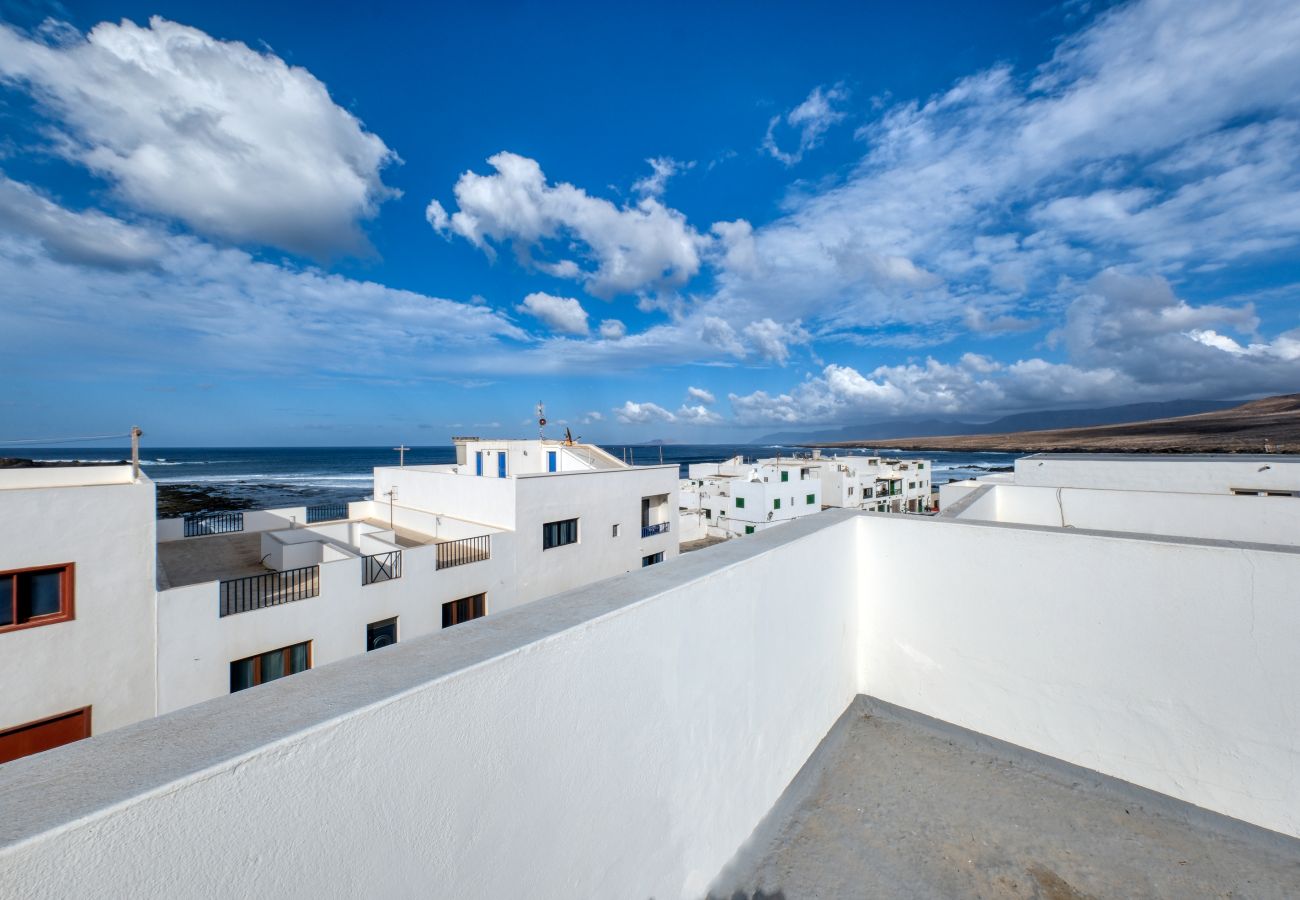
[{"x1": 0, "y1": 432, "x2": 133, "y2": 446}]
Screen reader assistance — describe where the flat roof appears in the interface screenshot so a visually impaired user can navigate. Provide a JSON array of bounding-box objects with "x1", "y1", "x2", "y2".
[
  {"x1": 1023, "y1": 453, "x2": 1300, "y2": 463},
  {"x1": 715, "y1": 696, "x2": 1300, "y2": 897}
]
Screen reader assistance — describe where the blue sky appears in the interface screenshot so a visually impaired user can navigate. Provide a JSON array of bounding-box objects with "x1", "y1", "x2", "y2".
[{"x1": 1, "y1": 0, "x2": 1299, "y2": 445}]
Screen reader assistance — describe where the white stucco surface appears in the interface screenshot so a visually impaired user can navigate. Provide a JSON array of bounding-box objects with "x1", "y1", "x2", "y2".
[
  {"x1": 1, "y1": 512, "x2": 862, "y2": 899},
  {"x1": 857, "y1": 513, "x2": 1300, "y2": 839},
  {"x1": 1015, "y1": 454, "x2": 1300, "y2": 494},
  {"x1": 0, "y1": 473, "x2": 157, "y2": 736}
]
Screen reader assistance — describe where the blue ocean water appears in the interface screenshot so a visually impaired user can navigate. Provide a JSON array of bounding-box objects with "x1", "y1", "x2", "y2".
[{"x1": 13, "y1": 444, "x2": 1021, "y2": 511}]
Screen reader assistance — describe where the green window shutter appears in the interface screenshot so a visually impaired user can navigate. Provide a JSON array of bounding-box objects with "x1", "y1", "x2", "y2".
[
  {"x1": 918, "y1": 463, "x2": 925, "y2": 469},
  {"x1": 774, "y1": 498, "x2": 781, "y2": 510},
  {"x1": 780, "y1": 471, "x2": 789, "y2": 482},
  {"x1": 735, "y1": 497, "x2": 745, "y2": 509},
  {"x1": 806, "y1": 494, "x2": 815, "y2": 504},
  {"x1": 745, "y1": 525, "x2": 755, "y2": 535}
]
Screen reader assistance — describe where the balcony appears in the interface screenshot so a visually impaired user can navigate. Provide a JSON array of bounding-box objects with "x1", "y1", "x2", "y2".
[
  {"x1": 182, "y1": 511, "x2": 244, "y2": 537},
  {"x1": 435, "y1": 534, "x2": 491, "y2": 570},
  {"x1": 641, "y1": 521, "x2": 670, "y2": 538},
  {"x1": 219, "y1": 565, "x2": 319, "y2": 617},
  {"x1": 361, "y1": 550, "x2": 402, "y2": 585}
]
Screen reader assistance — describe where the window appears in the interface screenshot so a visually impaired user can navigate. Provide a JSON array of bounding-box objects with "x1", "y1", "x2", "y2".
[
  {"x1": 641, "y1": 552, "x2": 664, "y2": 567},
  {"x1": 848, "y1": 486, "x2": 855, "y2": 496},
  {"x1": 367, "y1": 617, "x2": 397, "y2": 651},
  {"x1": 443, "y1": 593, "x2": 485, "y2": 628},
  {"x1": 0, "y1": 564, "x2": 74, "y2": 633},
  {"x1": 806, "y1": 494, "x2": 816, "y2": 505},
  {"x1": 918, "y1": 463, "x2": 925, "y2": 470},
  {"x1": 612, "y1": 523, "x2": 621, "y2": 537},
  {"x1": 780, "y1": 470, "x2": 789, "y2": 482},
  {"x1": 745, "y1": 525, "x2": 755, "y2": 535},
  {"x1": 0, "y1": 707, "x2": 91, "y2": 765},
  {"x1": 542, "y1": 518, "x2": 578, "y2": 549},
  {"x1": 497, "y1": 452, "x2": 507, "y2": 478},
  {"x1": 230, "y1": 641, "x2": 311, "y2": 693},
  {"x1": 704, "y1": 509, "x2": 712, "y2": 519},
  {"x1": 773, "y1": 498, "x2": 781, "y2": 510},
  {"x1": 735, "y1": 497, "x2": 745, "y2": 509}
]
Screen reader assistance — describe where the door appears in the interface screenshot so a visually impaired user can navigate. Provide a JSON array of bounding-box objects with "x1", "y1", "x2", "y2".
[
  {"x1": 0, "y1": 707, "x2": 90, "y2": 765},
  {"x1": 547, "y1": 450, "x2": 557, "y2": 472},
  {"x1": 497, "y1": 452, "x2": 507, "y2": 478}
]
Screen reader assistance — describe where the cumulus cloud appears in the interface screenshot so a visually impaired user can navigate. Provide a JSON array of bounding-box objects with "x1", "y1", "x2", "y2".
[
  {"x1": 686, "y1": 386, "x2": 715, "y2": 404},
  {"x1": 632, "y1": 156, "x2": 694, "y2": 198},
  {"x1": 599, "y1": 319, "x2": 627, "y2": 340},
  {"x1": 0, "y1": 17, "x2": 398, "y2": 257},
  {"x1": 517, "y1": 291, "x2": 589, "y2": 335},
  {"x1": 763, "y1": 83, "x2": 850, "y2": 165},
  {"x1": 615, "y1": 400, "x2": 676, "y2": 424},
  {"x1": 427, "y1": 151, "x2": 707, "y2": 297}
]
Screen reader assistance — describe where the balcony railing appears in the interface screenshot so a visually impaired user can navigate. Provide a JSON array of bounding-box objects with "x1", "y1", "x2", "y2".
[
  {"x1": 305, "y1": 503, "x2": 349, "y2": 524},
  {"x1": 184, "y1": 511, "x2": 244, "y2": 537},
  {"x1": 362, "y1": 550, "x2": 402, "y2": 585},
  {"x1": 220, "y1": 565, "x2": 319, "y2": 617},
  {"x1": 641, "y1": 522, "x2": 670, "y2": 538},
  {"x1": 436, "y1": 535, "x2": 491, "y2": 571}
]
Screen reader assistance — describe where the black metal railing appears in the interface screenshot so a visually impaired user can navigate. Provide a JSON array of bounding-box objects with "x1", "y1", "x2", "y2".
[
  {"x1": 641, "y1": 522, "x2": 670, "y2": 538},
  {"x1": 220, "y1": 565, "x2": 319, "y2": 617},
  {"x1": 362, "y1": 550, "x2": 402, "y2": 585},
  {"x1": 184, "y1": 511, "x2": 245, "y2": 537},
  {"x1": 436, "y1": 535, "x2": 491, "y2": 571},
  {"x1": 306, "y1": 503, "x2": 348, "y2": 524}
]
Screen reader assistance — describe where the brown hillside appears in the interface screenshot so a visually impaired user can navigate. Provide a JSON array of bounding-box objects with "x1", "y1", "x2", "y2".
[{"x1": 811, "y1": 394, "x2": 1300, "y2": 454}]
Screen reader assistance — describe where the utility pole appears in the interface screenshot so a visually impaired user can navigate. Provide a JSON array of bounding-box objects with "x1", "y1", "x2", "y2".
[
  {"x1": 130, "y1": 426, "x2": 143, "y2": 480},
  {"x1": 394, "y1": 445, "x2": 409, "y2": 467}
]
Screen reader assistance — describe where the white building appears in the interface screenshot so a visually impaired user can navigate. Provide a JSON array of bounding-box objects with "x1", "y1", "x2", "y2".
[
  {"x1": 0, "y1": 438, "x2": 677, "y2": 761},
  {"x1": 680, "y1": 455, "x2": 823, "y2": 538},
  {"x1": 681, "y1": 451, "x2": 932, "y2": 540},
  {"x1": 3, "y1": 452, "x2": 1299, "y2": 897}
]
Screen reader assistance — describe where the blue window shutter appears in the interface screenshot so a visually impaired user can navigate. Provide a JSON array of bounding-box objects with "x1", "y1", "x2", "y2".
[
  {"x1": 548, "y1": 451, "x2": 557, "y2": 472},
  {"x1": 475, "y1": 451, "x2": 483, "y2": 476}
]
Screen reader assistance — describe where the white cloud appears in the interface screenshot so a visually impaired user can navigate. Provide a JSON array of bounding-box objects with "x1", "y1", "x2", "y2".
[
  {"x1": 0, "y1": 195, "x2": 524, "y2": 381},
  {"x1": 686, "y1": 386, "x2": 715, "y2": 404},
  {"x1": 0, "y1": 175, "x2": 165, "y2": 269},
  {"x1": 675, "y1": 404, "x2": 722, "y2": 425},
  {"x1": 743, "y1": 318, "x2": 809, "y2": 365},
  {"x1": 599, "y1": 319, "x2": 627, "y2": 340},
  {"x1": 615, "y1": 400, "x2": 676, "y2": 424},
  {"x1": 632, "y1": 156, "x2": 694, "y2": 198},
  {"x1": 517, "y1": 291, "x2": 589, "y2": 335},
  {"x1": 763, "y1": 83, "x2": 849, "y2": 166},
  {"x1": 0, "y1": 17, "x2": 398, "y2": 257},
  {"x1": 581, "y1": 410, "x2": 604, "y2": 424},
  {"x1": 428, "y1": 151, "x2": 707, "y2": 297}
]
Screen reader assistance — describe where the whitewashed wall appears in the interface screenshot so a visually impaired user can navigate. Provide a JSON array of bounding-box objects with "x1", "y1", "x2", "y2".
[
  {"x1": 857, "y1": 513, "x2": 1300, "y2": 838},
  {"x1": 1015, "y1": 455, "x2": 1300, "y2": 494},
  {"x1": 1, "y1": 513, "x2": 862, "y2": 899},
  {"x1": 984, "y1": 484, "x2": 1300, "y2": 545},
  {"x1": 156, "y1": 534, "x2": 516, "y2": 714},
  {"x1": 0, "y1": 472, "x2": 157, "y2": 735},
  {"x1": 374, "y1": 466, "x2": 517, "y2": 529}
]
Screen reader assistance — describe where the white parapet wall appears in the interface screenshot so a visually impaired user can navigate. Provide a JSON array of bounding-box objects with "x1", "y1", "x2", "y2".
[
  {"x1": 857, "y1": 513, "x2": 1300, "y2": 839},
  {"x1": 0, "y1": 511, "x2": 862, "y2": 898}
]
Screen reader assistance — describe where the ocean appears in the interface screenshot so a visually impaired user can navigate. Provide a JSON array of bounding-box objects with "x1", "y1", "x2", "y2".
[{"x1": 13, "y1": 445, "x2": 1022, "y2": 512}]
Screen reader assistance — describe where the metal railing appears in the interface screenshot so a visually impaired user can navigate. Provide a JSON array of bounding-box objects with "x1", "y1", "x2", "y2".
[
  {"x1": 219, "y1": 565, "x2": 319, "y2": 617},
  {"x1": 436, "y1": 535, "x2": 491, "y2": 571},
  {"x1": 184, "y1": 511, "x2": 244, "y2": 537},
  {"x1": 305, "y1": 503, "x2": 349, "y2": 524},
  {"x1": 362, "y1": 550, "x2": 402, "y2": 585},
  {"x1": 641, "y1": 522, "x2": 670, "y2": 538}
]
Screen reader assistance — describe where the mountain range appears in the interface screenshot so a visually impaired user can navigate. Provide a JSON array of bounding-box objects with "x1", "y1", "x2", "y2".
[{"x1": 753, "y1": 399, "x2": 1239, "y2": 445}]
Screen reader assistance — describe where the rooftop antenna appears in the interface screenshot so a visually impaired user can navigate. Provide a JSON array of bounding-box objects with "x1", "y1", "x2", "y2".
[
  {"x1": 537, "y1": 401, "x2": 547, "y2": 440},
  {"x1": 393, "y1": 444, "x2": 410, "y2": 468},
  {"x1": 130, "y1": 425, "x2": 143, "y2": 480}
]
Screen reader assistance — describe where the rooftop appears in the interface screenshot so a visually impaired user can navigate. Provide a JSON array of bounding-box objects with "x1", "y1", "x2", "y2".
[{"x1": 715, "y1": 697, "x2": 1300, "y2": 898}]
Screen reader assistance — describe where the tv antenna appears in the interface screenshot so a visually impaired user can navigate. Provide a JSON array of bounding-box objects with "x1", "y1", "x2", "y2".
[
  {"x1": 394, "y1": 444, "x2": 409, "y2": 467},
  {"x1": 537, "y1": 401, "x2": 547, "y2": 439}
]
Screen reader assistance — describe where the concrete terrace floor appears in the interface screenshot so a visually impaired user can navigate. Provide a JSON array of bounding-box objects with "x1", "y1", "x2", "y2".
[
  {"x1": 712, "y1": 697, "x2": 1300, "y2": 900},
  {"x1": 156, "y1": 532, "x2": 268, "y2": 589}
]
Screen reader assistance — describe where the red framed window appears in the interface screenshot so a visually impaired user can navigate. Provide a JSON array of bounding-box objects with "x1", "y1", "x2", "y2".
[
  {"x1": 0, "y1": 564, "x2": 75, "y2": 634},
  {"x1": 0, "y1": 707, "x2": 91, "y2": 764}
]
